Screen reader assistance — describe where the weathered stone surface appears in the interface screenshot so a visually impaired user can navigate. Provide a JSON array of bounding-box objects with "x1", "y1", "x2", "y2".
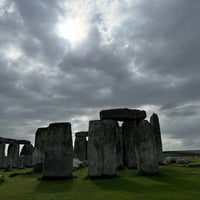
[
  {"x1": 122, "y1": 121, "x2": 137, "y2": 168},
  {"x1": 0, "y1": 143, "x2": 6, "y2": 168},
  {"x1": 0, "y1": 143, "x2": 5, "y2": 157},
  {"x1": 73, "y1": 136, "x2": 87, "y2": 161},
  {"x1": 135, "y1": 120, "x2": 159, "y2": 174},
  {"x1": 32, "y1": 127, "x2": 48, "y2": 172},
  {"x1": 150, "y1": 113, "x2": 163, "y2": 164},
  {"x1": 0, "y1": 137, "x2": 30, "y2": 144},
  {"x1": 116, "y1": 126, "x2": 124, "y2": 169},
  {"x1": 7, "y1": 142, "x2": 20, "y2": 168},
  {"x1": 43, "y1": 123, "x2": 73, "y2": 179},
  {"x1": 88, "y1": 120, "x2": 117, "y2": 177},
  {"x1": 100, "y1": 108, "x2": 146, "y2": 121},
  {"x1": 75, "y1": 131, "x2": 88, "y2": 137},
  {"x1": 20, "y1": 144, "x2": 33, "y2": 167}
]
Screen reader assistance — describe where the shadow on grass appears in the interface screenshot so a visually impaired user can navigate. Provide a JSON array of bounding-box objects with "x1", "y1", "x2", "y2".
[{"x1": 34, "y1": 178, "x2": 74, "y2": 193}]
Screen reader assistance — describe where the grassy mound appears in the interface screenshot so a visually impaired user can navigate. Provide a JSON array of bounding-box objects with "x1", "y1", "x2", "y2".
[{"x1": 0, "y1": 158, "x2": 200, "y2": 200}]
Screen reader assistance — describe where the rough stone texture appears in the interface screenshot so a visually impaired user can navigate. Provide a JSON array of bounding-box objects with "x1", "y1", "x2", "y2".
[
  {"x1": 20, "y1": 144, "x2": 34, "y2": 167},
  {"x1": 135, "y1": 120, "x2": 159, "y2": 174},
  {"x1": 122, "y1": 121, "x2": 137, "y2": 168},
  {"x1": 0, "y1": 143, "x2": 5, "y2": 157},
  {"x1": 7, "y1": 142, "x2": 20, "y2": 168},
  {"x1": 0, "y1": 143, "x2": 6, "y2": 169},
  {"x1": 73, "y1": 136, "x2": 87, "y2": 161},
  {"x1": 75, "y1": 131, "x2": 88, "y2": 137},
  {"x1": 43, "y1": 123, "x2": 73, "y2": 179},
  {"x1": 100, "y1": 108, "x2": 146, "y2": 121},
  {"x1": 32, "y1": 127, "x2": 48, "y2": 172},
  {"x1": 88, "y1": 120, "x2": 117, "y2": 177},
  {"x1": 116, "y1": 126, "x2": 124, "y2": 169},
  {"x1": 150, "y1": 113, "x2": 163, "y2": 164},
  {"x1": 0, "y1": 137, "x2": 30, "y2": 144}
]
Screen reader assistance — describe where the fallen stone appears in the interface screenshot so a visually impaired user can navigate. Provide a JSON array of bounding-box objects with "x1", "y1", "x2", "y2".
[
  {"x1": 150, "y1": 113, "x2": 163, "y2": 164},
  {"x1": 176, "y1": 158, "x2": 190, "y2": 164},
  {"x1": 122, "y1": 120, "x2": 137, "y2": 168},
  {"x1": 88, "y1": 120, "x2": 118, "y2": 177},
  {"x1": 43, "y1": 123, "x2": 73, "y2": 179},
  {"x1": 135, "y1": 120, "x2": 159, "y2": 174},
  {"x1": 99, "y1": 108, "x2": 146, "y2": 121}
]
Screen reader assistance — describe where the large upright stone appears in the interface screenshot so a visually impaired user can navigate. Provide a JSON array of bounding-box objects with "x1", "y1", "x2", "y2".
[
  {"x1": 73, "y1": 132, "x2": 88, "y2": 161},
  {"x1": 7, "y1": 142, "x2": 20, "y2": 168},
  {"x1": 32, "y1": 127, "x2": 48, "y2": 172},
  {"x1": 43, "y1": 123, "x2": 73, "y2": 179},
  {"x1": 100, "y1": 108, "x2": 146, "y2": 121},
  {"x1": 150, "y1": 113, "x2": 163, "y2": 164},
  {"x1": 20, "y1": 144, "x2": 34, "y2": 167},
  {"x1": 116, "y1": 126, "x2": 124, "y2": 169},
  {"x1": 88, "y1": 120, "x2": 118, "y2": 177},
  {"x1": 0, "y1": 143, "x2": 6, "y2": 169},
  {"x1": 135, "y1": 120, "x2": 159, "y2": 174},
  {"x1": 122, "y1": 121, "x2": 137, "y2": 168}
]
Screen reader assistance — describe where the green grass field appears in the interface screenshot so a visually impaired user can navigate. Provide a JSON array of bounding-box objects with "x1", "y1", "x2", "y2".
[{"x1": 0, "y1": 158, "x2": 200, "y2": 200}]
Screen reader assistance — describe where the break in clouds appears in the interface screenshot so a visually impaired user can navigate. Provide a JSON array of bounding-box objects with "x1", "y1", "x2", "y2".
[{"x1": 0, "y1": 0, "x2": 200, "y2": 150}]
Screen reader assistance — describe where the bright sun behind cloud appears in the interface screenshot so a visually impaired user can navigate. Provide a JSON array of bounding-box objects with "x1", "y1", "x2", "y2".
[{"x1": 57, "y1": 17, "x2": 88, "y2": 44}]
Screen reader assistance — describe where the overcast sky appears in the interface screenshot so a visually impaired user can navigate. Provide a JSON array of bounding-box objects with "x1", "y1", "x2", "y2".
[{"x1": 0, "y1": 0, "x2": 200, "y2": 150}]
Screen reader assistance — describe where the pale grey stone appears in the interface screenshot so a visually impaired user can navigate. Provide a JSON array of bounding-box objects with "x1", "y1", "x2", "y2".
[
  {"x1": 135, "y1": 120, "x2": 159, "y2": 174},
  {"x1": 88, "y1": 120, "x2": 117, "y2": 177},
  {"x1": 150, "y1": 113, "x2": 163, "y2": 164},
  {"x1": 122, "y1": 121, "x2": 137, "y2": 168}
]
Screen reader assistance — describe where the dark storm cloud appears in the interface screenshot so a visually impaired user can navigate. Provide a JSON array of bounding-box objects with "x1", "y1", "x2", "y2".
[{"x1": 0, "y1": 0, "x2": 199, "y2": 149}]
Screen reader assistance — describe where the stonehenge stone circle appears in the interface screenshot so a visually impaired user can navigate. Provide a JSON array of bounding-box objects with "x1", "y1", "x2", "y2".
[
  {"x1": 135, "y1": 120, "x2": 159, "y2": 174},
  {"x1": 88, "y1": 120, "x2": 118, "y2": 177},
  {"x1": 73, "y1": 131, "x2": 88, "y2": 161},
  {"x1": 150, "y1": 113, "x2": 163, "y2": 164},
  {"x1": 100, "y1": 108, "x2": 146, "y2": 121},
  {"x1": 20, "y1": 144, "x2": 34, "y2": 167},
  {"x1": 43, "y1": 123, "x2": 73, "y2": 179},
  {"x1": 122, "y1": 120, "x2": 137, "y2": 168},
  {"x1": 7, "y1": 142, "x2": 20, "y2": 168},
  {"x1": 32, "y1": 127, "x2": 48, "y2": 172}
]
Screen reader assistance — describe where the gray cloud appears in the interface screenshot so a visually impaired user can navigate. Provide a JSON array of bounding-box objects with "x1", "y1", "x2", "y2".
[{"x1": 0, "y1": 0, "x2": 199, "y2": 150}]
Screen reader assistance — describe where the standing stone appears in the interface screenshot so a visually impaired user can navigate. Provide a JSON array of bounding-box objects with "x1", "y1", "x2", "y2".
[
  {"x1": 0, "y1": 143, "x2": 6, "y2": 169},
  {"x1": 150, "y1": 113, "x2": 163, "y2": 164},
  {"x1": 122, "y1": 121, "x2": 137, "y2": 168},
  {"x1": 43, "y1": 123, "x2": 73, "y2": 179},
  {"x1": 7, "y1": 142, "x2": 20, "y2": 168},
  {"x1": 116, "y1": 126, "x2": 124, "y2": 169},
  {"x1": 20, "y1": 144, "x2": 34, "y2": 167},
  {"x1": 32, "y1": 127, "x2": 48, "y2": 172},
  {"x1": 88, "y1": 120, "x2": 117, "y2": 177},
  {"x1": 135, "y1": 120, "x2": 159, "y2": 174},
  {"x1": 73, "y1": 132, "x2": 88, "y2": 161}
]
